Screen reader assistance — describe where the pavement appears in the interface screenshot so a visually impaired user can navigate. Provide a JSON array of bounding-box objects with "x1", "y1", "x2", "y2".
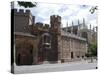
[{"x1": 14, "y1": 60, "x2": 97, "y2": 74}]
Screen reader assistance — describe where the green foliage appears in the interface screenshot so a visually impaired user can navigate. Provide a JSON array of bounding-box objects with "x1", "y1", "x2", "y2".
[
  {"x1": 89, "y1": 6, "x2": 98, "y2": 14},
  {"x1": 18, "y1": 1, "x2": 37, "y2": 8},
  {"x1": 85, "y1": 43, "x2": 97, "y2": 57},
  {"x1": 89, "y1": 43, "x2": 97, "y2": 56},
  {"x1": 90, "y1": 43, "x2": 97, "y2": 56},
  {"x1": 85, "y1": 53, "x2": 91, "y2": 57}
]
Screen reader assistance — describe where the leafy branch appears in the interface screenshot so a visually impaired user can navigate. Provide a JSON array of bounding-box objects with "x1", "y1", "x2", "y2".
[{"x1": 18, "y1": 1, "x2": 37, "y2": 8}]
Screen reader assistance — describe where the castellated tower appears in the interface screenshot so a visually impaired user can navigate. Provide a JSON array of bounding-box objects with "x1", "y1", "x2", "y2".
[
  {"x1": 13, "y1": 9, "x2": 35, "y2": 33},
  {"x1": 50, "y1": 15, "x2": 61, "y2": 62},
  {"x1": 50, "y1": 15, "x2": 61, "y2": 33}
]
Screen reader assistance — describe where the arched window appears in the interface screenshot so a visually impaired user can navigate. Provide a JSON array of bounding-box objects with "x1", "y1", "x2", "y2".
[
  {"x1": 42, "y1": 33, "x2": 51, "y2": 49},
  {"x1": 42, "y1": 33, "x2": 51, "y2": 43},
  {"x1": 44, "y1": 35, "x2": 50, "y2": 43},
  {"x1": 81, "y1": 32, "x2": 87, "y2": 38}
]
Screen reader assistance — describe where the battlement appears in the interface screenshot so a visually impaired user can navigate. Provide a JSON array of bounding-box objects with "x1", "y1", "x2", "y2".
[
  {"x1": 12, "y1": 9, "x2": 31, "y2": 14},
  {"x1": 44, "y1": 24, "x2": 49, "y2": 28},
  {"x1": 50, "y1": 15, "x2": 61, "y2": 20},
  {"x1": 50, "y1": 15, "x2": 61, "y2": 18},
  {"x1": 35, "y1": 22, "x2": 43, "y2": 27},
  {"x1": 34, "y1": 22, "x2": 50, "y2": 30}
]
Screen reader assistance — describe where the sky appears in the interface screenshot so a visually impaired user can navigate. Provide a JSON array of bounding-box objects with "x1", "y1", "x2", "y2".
[{"x1": 13, "y1": 2, "x2": 98, "y2": 29}]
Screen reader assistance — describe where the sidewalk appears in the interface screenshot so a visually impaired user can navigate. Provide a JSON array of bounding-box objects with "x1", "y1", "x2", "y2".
[{"x1": 14, "y1": 60, "x2": 97, "y2": 74}]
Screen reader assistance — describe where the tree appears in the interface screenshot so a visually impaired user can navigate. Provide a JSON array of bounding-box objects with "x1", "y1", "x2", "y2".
[
  {"x1": 85, "y1": 43, "x2": 97, "y2": 57},
  {"x1": 89, "y1": 43, "x2": 97, "y2": 56},
  {"x1": 89, "y1": 6, "x2": 98, "y2": 14},
  {"x1": 18, "y1": 1, "x2": 37, "y2": 8},
  {"x1": 91, "y1": 43, "x2": 97, "y2": 56}
]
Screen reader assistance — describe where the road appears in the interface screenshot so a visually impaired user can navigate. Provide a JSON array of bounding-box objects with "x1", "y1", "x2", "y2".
[{"x1": 14, "y1": 61, "x2": 97, "y2": 74}]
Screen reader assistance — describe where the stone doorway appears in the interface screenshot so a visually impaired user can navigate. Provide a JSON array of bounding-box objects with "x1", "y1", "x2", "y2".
[
  {"x1": 38, "y1": 47, "x2": 50, "y2": 64},
  {"x1": 16, "y1": 42, "x2": 33, "y2": 65},
  {"x1": 38, "y1": 33, "x2": 51, "y2": 64}
]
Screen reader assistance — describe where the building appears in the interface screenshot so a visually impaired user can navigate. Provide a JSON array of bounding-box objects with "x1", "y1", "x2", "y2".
[{"x1": 12, "y1": 9, "x2": 97, "y2": 65}]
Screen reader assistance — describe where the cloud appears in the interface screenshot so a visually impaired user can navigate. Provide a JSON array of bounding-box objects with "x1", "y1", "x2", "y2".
[{"x1": 14, "y1": 2, "x2": 97, "y2": 28}]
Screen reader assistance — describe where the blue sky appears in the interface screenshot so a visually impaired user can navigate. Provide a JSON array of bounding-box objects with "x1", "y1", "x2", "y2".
[{"x1": 14, "y1": 2, "x2": 98, "y2": 28}]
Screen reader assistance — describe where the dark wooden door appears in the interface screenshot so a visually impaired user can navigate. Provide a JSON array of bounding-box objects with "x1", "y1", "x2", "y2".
[{"x1": 71, "y1": 52, "x2": 73, "y2": 59}]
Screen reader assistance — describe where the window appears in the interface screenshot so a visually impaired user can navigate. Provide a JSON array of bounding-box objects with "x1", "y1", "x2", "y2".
[
  {"x1": 82, "y1": 56, "x2": 84, "y2": 58},
  {"x1": 81, "y1": 32, "x2": 87, "y2": 38},
  {"x1": 71, "y1": 52, "x2": 74, "y2": 59},
  {"x1": 77, "y1": 56, "x2": 80, "y2": 58},
  {"x1": 42, "y1": 33, "x2": 51, "y2": 49},
  {"x1": 43, "y1": 34, "x2": 50, "y2": 43}
]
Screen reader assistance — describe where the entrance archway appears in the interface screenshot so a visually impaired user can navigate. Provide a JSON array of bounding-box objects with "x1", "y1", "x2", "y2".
[
  {"x1": 16, "y1": 42, "x2": 33, "y2": 65},
  {"x1": 38, "y1": 33, "x2": 51, "y2": 63}
]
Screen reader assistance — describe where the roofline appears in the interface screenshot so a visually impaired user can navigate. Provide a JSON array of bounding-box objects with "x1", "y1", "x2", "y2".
[{"x1": 61, "y1": 32, "x2": 87, "y2": 41}]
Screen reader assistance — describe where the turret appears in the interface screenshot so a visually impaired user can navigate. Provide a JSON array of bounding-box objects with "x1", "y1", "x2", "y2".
[
  {"x1": 50, "y1": 15, "x2": 61, "y2": 33},
  {"x1": 13, "y1": 9, "x2": 33, "y2": 33},
  {"x1": 50, "y1": 15, "x2": 61, "y2": 61},
  {"x1": 77, "y1": 19, "x2": 80, "y2": 36},
  {"x1": 71, "y1": 21, "x2": 74, "y2": 34}
]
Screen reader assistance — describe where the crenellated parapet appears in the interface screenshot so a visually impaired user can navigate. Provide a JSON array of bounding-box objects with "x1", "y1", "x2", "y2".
[
  {"x1": 50, "y1": 15, "x2": 61, "y2": 24},
  {"x1": 11, "y1": 9, "x2": 31, "y2": 14},
  {"x1": 31, "y1": 22, "x2": 50, "y2": 33},
  {"x1": 35, "y1": 22, "x2": 50, "y2": 29},
  {"x1": 50, "y1": 15, "x2": 61, "y2": 21},
  {"x1": 44, "y1": 24, "x2": 49, "y2": 29},
  {"x1": 35, "y1": 22, "x2": 43, "y2": 27},
  {"x1": 13, "y1": 8, "x2": 34, "y2": 33},
  {"x1": 50, "y1": 15, "x2": 61, "y2": 34}
]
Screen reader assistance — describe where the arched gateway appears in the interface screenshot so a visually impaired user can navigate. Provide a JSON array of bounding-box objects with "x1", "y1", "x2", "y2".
[{"x1": 15, "y1": 42, "x2": 33, "y2": 65}]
